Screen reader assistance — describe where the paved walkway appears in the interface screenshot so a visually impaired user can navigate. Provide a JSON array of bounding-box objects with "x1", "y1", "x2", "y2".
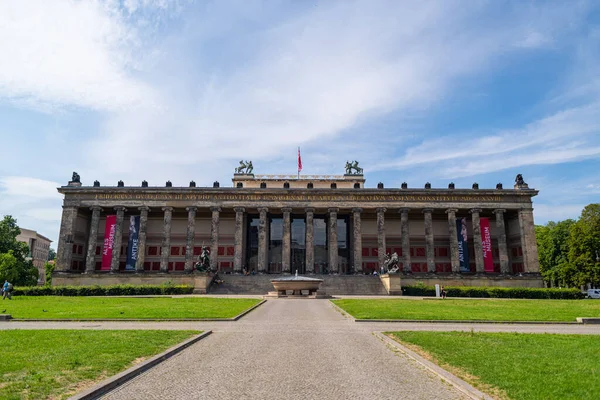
[
  {"x1": 101, "y1": 299, "x2": 467, "y2": 400},
  {"x1": 3, "y1": 299, "x2": 600, "y2": 399}
]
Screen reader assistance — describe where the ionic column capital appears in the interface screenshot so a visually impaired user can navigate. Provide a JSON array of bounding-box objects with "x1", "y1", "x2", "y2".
[
  {"x1": 304, "y1": 207, "x2": 315, "y2": 214},
  {"x1": 281, "y1": 207, "x2": 292, "y2": 213},
  {"x1": 90, "y1": 206, "x2": 103, "y2": 212},
  {"x1": 138, "y1": 206, "x2": 150, "y2": 212},
  {"x1": 493, "y1": 209, "x2": 506, "y2": 214},
  {"x1": 234, "y1": 207, "x2": 245, "y2": 213},
  {"x1": 352, "y1": 207, "x2": 363, "y2": 214},
  {"x1": 114, "y1": 206, "x2": 126, "y2": 212},
  {"x1": 186, "y1": 206, "x2": 198, "y2": 212},
  {"x1": 398, "y1": 208, "x2": 410, "y2": 214},
  {"x1": 519, "y1": 208, "x2": 534, "y2": 213},
  {"x1": 445, "y1": 208, "x2": 458, "y2": 214},
  {"x1": 162, "y1": 206, "x2": 173, "y2": 212},
  {"x1": 376, "y1": 207, "x2": 387, "y2": 214},
  {"x1": 258, "y1": 207, "x2": 269, "y2": 214},
  {"x1": 328, "y1": 207, "x2": 339, "y2": 214},
  {"x1": 422, "y1": 208, "x2": 433, "y2": 214},
  {"x1": 469, "y1": 208, "x2": 482, "y2": 214},
  {"x1": 210, "y1": 206, "x2": 222, "y2": 213}
]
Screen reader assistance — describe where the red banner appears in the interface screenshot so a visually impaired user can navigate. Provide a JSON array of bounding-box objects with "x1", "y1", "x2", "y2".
[
  {"x1": 298, "y1": 147, "x2": 302, "y2": 172},
  {"x1": 101, "y1": 215, "x2": 117, "y2": 270},
  {"x1": 480, "y1": 217, "x2": 494, "y2": 272}
]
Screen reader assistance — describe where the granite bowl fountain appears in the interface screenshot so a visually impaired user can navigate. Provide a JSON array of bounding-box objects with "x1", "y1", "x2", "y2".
[{"x1": 269, "y1": 271, "x2": 326, "y2": 297}]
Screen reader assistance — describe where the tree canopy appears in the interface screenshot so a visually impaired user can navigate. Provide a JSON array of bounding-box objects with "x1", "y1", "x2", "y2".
[
  {"x1": 536, "y1": 204, "x2": 600, "y2": 288},
  {"x1": 0, "y1": 215, "x2": 39, "y2": 286}
]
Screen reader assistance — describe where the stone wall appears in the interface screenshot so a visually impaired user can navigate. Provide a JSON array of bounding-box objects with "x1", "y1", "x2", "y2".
[{"x1": 52, "y1": 272, "x2": 214, "y2": 294}]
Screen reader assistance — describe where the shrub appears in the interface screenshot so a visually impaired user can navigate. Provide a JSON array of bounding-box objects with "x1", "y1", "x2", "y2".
[
  {"x1": 11, "y1": 284, "x2": 194, "y2": 296},
  {"x1": 401, "y1": 285, "x2": 584, "y2": 299}
]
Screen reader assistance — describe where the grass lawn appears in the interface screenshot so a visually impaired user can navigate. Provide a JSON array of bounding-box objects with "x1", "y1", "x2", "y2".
[
  {"x1": 0, "y1": 330, "x2": 199, "y2": 400},
  {"x1": 388, "y1": 331, "x2": 600, "y2": 400},
  {"x1": 332, "y1": 298, "x2": 600, "y2": 321},
  {"x1": 2, "y1": 297, "x2": 261, "y2": 319}
]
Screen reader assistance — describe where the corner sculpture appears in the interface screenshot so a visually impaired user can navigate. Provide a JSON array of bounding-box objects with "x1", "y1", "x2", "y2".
[
  {"x1": 195, "y1": 246, "x2": 212, "y2": 273},
  {"x1": 344, "y1": 160, "x2": 363, "y2": 175},
  {"x1": 515, "y1": 173, "x2": 526, "y2": 185},
  {"x1": 382, "y1": 252, "x2": 400, "y2": 274},
  {"x1": 235, "y1": 160, "x2": 254, "y2": 174},
  {"x1": 71, "y1": 172, "x2": 81, "y2": 183}
]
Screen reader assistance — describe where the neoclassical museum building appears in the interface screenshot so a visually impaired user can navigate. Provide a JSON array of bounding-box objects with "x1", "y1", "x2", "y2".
[{"x1": 53, "y1": 166, "x2": 543, "y2": 293}]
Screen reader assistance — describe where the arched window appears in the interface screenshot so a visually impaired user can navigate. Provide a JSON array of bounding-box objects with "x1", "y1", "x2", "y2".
[
  {"x1": 236, "y1": 182, "x2": 243, "y2": 188},
  {"x1": 330, "y1": 183, "x2": 337, "y2": 189},
  {"x1": 307, "y1": 182, "x2": 314, "y2": 189},
  {"x1": 354, "y1": 183, "x2": 360, "y2": 189},
  {"x1": 260, "y1": 182, "x2": 266, "y2": 188},
  {"x1": 283, "y1": 182, "x2": 290, "y2": 188}
]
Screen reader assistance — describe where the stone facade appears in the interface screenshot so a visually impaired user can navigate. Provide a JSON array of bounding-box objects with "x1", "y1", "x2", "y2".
[
  {"x1": 16, "y1": 228, "x2": 52, "y2": 284},
  {"x1": 53, "y1": 172, "x2": 542, "y2": 290}
]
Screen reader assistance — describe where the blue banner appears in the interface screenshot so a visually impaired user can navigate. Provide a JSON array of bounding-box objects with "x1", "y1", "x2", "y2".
[
  {"x1": 126, "y1": 216, "x2": 140, "y2": 270},
  {"x1": 456, "y1": 218, "x2": 470, "y2": 272}
]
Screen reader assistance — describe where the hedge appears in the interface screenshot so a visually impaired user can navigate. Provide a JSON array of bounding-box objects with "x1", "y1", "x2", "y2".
[
  {"x1": 12, "y1": 284, "x2": 194, "y2": 296},
  {"x1": 401, "y1": 285, "x2": 585, "y2": 299}
]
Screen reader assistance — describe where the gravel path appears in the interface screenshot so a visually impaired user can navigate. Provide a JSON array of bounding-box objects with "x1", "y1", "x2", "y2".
[{"x1": 100, "y1": 299, "x2": 467, "y2": 400}]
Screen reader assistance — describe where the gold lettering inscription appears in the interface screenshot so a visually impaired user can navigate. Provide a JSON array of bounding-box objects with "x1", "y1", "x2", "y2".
[{"x1": 88, "y1": 192, "x2": 504, "y2": 203}]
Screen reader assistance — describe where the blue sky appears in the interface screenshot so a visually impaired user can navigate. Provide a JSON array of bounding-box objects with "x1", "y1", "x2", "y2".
[{"x1": 1, "y1": 0, "x2": 599, "y2": 246}]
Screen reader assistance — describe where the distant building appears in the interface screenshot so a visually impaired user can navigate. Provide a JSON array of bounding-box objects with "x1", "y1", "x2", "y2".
[{"x1": 16, "y1": 228, "x2": 52, "y2": 284}]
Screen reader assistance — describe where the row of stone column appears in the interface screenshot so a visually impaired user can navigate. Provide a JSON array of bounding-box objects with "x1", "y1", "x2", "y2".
[
  {"x1": 58, "y1": 205, "x2": 534, "y2": 274},
  {"x1": 76, "y1": 206, "x2": 222, "y2": 273},
  {"x1": 374, "y1": 208, "x2": 511, "y2": 274}
]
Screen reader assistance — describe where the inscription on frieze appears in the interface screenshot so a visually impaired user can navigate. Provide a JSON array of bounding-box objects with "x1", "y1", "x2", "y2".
[{"x1": 79, "y1": 192, "x2": 507, "y2": 203}]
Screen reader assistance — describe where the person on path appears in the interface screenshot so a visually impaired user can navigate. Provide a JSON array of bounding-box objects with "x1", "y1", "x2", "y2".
[
  {"x1": 441, "y1": 285, "x2": 447, "y2": 299},
  {"x1": 2, "y1": 280, "x2": 12, "y2": 300}
]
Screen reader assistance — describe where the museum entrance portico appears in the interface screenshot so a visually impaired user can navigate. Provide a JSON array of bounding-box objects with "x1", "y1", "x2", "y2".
[{"x1": 53, "y1": 168, "x2": 544, "y2": 291}]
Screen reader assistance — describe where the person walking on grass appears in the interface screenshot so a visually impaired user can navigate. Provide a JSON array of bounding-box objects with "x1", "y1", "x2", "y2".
[{"x1": 2, "y1": 280, "x2": 13, "y2": 300}]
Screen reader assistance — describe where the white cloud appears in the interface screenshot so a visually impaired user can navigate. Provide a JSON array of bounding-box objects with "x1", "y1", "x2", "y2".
[
  {"x1": 0, "y1": 0, "x2": 158, "y2": 111},
  {"x1": 86, "y1": 0, "x2": 585, "y2": 182},
  {"x1": 374, "y1": 101, "x2": 600, "y2": 179},
  {"x1": 0, "y1": 177, "x2": 62, "y2": 199}
]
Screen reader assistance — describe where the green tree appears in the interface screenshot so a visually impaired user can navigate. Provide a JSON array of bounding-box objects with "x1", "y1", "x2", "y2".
[
  {"x1": 47, "y1": 248, "x2": 56, "y2": 261},
  {"x1": 0, "y1": 251, "x2": 20, "y2": 283},
  {"x1": 568, "y1": 204, "x2": 600, "y2": 288},
  {"x1": 44, "y1": 261, "x2": 55, "y2": 286},
  {"x1": 0, "y1": 215, "x2": 40, "y2": 286},
  {"x1": 536, "y1": 219, "x2": 575, "y2": 287}
]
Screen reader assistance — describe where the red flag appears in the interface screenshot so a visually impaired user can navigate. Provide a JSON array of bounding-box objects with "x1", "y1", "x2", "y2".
[{"x1": 298, "y1": 147, "x2": 302, "y2": 172}]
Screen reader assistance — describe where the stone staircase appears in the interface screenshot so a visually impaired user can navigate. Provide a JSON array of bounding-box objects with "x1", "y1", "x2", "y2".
[{"x1": 208, "y1": 274, "x2": 388, "y2": 295}]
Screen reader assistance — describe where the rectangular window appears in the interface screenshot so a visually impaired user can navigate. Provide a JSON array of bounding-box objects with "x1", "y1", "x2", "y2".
[
  {"x1": 362, "y1": 248, "x2": 369, "y2": 257},
  {"x1": 194, "y1": 247, "x2": 202, "y2": 256},
  {"x1": 95, "y1": 246, "x2": 101, "y2": 255},
  {"x1": 227, "y1": 246, "x2": 235, "y2": 256},
  {"x1": 148, "y1": 246, "x2": 158, "y2": 256},
  {"x1": 416, "y1": 247, "x2": 426, "y2": 257},
  {"x1": 174, "y1": 262, "x2": 185, "y2": 271},
  {"x1": 170, "y1": 247, "x2": 180, "y2": 256},
  {"x1": 218, "y1": 246, "x2": 225, "y2": 256},
  {"x1": 143, "y1": 262, "x2": 151, "y2": 271},
  {"x1": 152, "y1": 262, "x2": 160, "y2": 271}
]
